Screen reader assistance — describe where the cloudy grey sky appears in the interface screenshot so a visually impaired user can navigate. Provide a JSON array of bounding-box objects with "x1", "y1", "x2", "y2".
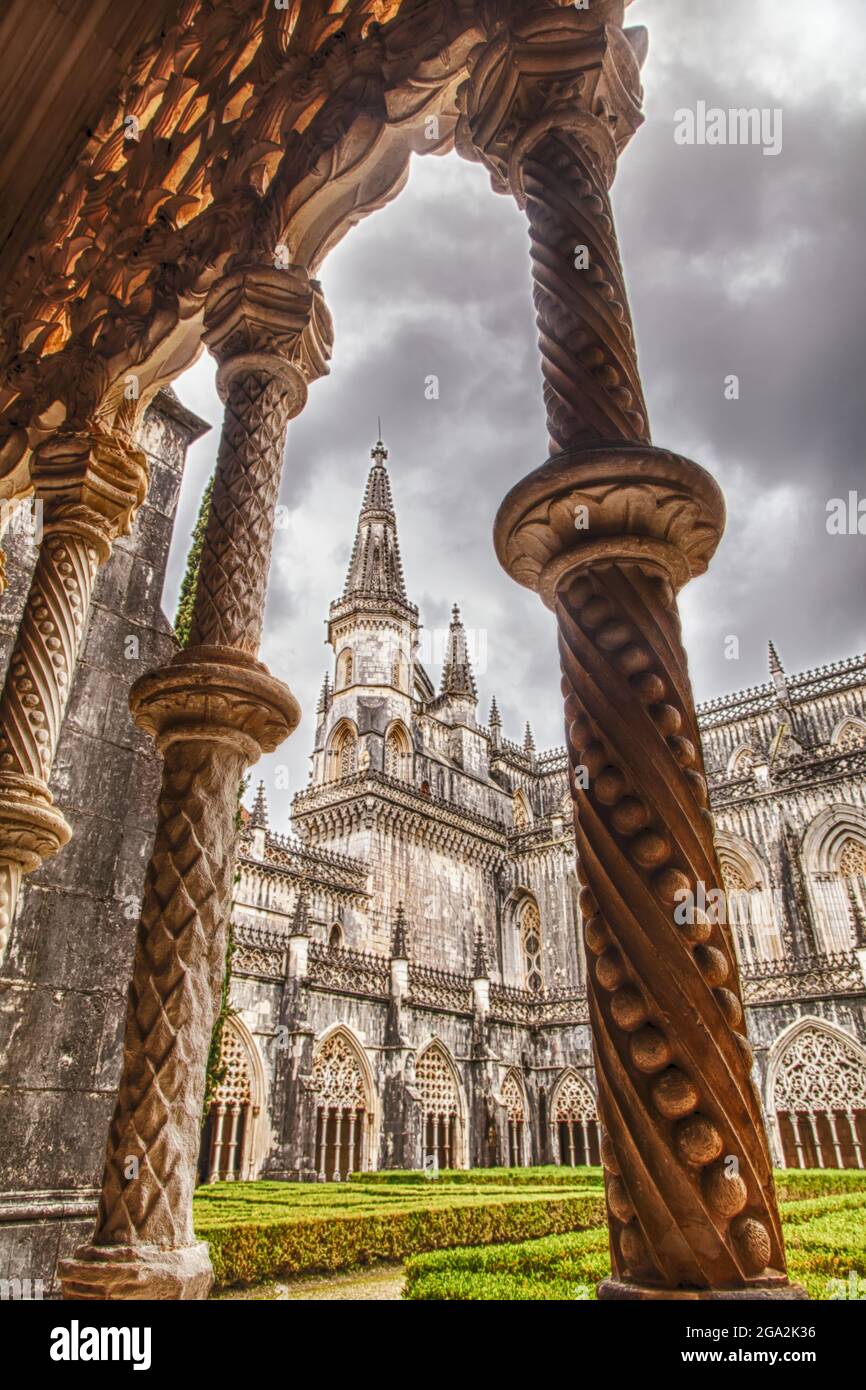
[{"x1": 165, "y1": 0, "x2": 866, "y2": 824}]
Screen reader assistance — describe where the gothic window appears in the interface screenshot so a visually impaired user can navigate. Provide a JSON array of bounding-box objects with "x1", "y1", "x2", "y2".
[
  {"x1": 206, "y1": 1023, "x2": 253, "y2": 1182},
  {"x1": 385, "y1": 723, "x2": 410, "y2": 780},
  {"x1": 328, "y1": 923, "x2": 343, "y2": 949},
  {"x1": 513, "y1": 790, "x2": 530, "y2": 829},
  {"x1": 329, "y1": 723, "x2": 357, "y2": 781},
  {"x1": 835, "y1": 720, "x2": 866, "y2": 752},
  {"x1": 417, "y1": 1044, "x2": 462, "y2": 1173},
  {"x1": 520, "y1": 901, "x2": 543, "y2": 995},
  {"x1": 502, "y1": 1071, "x2": 526, "y2": 1167},
  {"x1": 771, "y1": 1024, "x2": 866, "y2": 1170},
  {"x1": 728, "y1": 746, "x2": 756, "y2": 777},
  {"x1": 838, "y1": 838, "x2": 866, "y2": 877},
  {"x1": 552, "y1": 1071, "x2": 599, "y2": 1167},
  {"x1": 312, "y1": 1032, "x2": 368, "y2": 1180},
  {"x1": 336, "y1": 648, "x2": 353, "y2": 690}
]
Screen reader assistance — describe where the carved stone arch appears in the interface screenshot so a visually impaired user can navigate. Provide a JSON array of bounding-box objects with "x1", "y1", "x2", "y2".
[
  {"x1": 766, "y1": 1017, "x2": 866, "y2": 1170},
  {"x1": 501, "y1": 1067, "x2": 529, "y2": 1167},
  {"x1": 726, "y1": 743, "x2": 758, "y2": 777},
  {"x1": 831, "y1": 716, "x2": 866, "y2": 752},
  {"x1": 801, "y1": 804, "x2": 866, "y2": 952},
  {"x1": 207, "y1": 1013, "x2": 268, "y2": 1182},
  {"x1": 384, "y1": 718, "x2": 411, "y2": 780},
  {"x1": 311, "y1": 1023, "x2": 378, "y2": 1177},
  {"x1": 714, "y1": 829, "x2": 780, "y2": 965},
  {"x1": 336, "y1": 647, "x2": 354, "y2": 690},
  {"x1": 326, "y1": 717, "x2": 359, "y2": 781},
  {"x1": 416, "y1": 1038, "x2": 467, "y2": 1170},
  {"x1": 512, "y1": 787, "x2": 532, "y2": 829},
  {"x1": 549, "y1": 1068, "x2": 599, "y2": 1168}
]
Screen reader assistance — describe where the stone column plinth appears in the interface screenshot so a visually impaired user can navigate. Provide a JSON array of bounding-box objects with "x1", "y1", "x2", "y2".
[
  {"x1": 59, "y1": 264, "x2": 332, "y2": 1299},
  {"x1": 0, "y1": 430, "x2": 147, "y2": 960},
  {"x1": 462, "y1": 2, "x2": 805, "y2": 1299}
]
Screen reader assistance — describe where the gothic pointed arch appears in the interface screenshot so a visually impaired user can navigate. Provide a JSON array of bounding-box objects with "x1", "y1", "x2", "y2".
[
  {"x1": 727, "y1": 743, "x2": 758, "y2": 777},
  {"x1": 519, "y1": 896, "x2": 544, "y2": 994},
  {"x1": 336, "y1": 648, "x2": 354, "y2": 690},
  {"x1": 311, "y1": 1025, "x2": 377, "y2": 1179},
  {"x1": 501, "y1": 1068, "x2": 529, "y2": 1168},
  {"x1": 801, "y1": 804, "x2": 866, "y2": 952},
  {"x1": 832, "y1": 716, "x2": 866, "y2": 752},
  {"x1": 206, "y1": 1014, "x2": 267, "y2": 1183},
  {"x1": 384, "y1": 719, "x2": 411, "y2": 780},
  {"x1": 326, "y1": 718, "x2": 358, "y2": 782},
  {"x1": 512, "y1": 788, "x2": 532, "y2": 829},
  {"x1": 767, "y1": 1017, "x2": 866, "y2": 1169},
  {"x1": 550, "y1": 1068, "x2": 599, "y2": 1167},
  {"x1": 416, "y1": 1039, "x2": 467, "y2": 1171},
  {"x1": 714, "y1": 829, "x2": 780, "y2": 964}
]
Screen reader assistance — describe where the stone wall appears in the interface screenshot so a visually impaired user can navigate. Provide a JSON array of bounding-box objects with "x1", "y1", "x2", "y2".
[{"x1": 0, "y1": 390, "x2": 208, "y2": 1292}]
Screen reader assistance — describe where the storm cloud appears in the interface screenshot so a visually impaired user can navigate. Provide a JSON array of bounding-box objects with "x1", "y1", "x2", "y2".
[{"x1": 166, "y1": 0, "x2": 866, "y2": 823}]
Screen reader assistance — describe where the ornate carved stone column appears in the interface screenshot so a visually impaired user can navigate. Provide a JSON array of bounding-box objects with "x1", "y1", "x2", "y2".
[
  {"x1": 59, "y1": 264, "x2": 332, "y2": 1300},
  {"x1": 0, "y1": 431, "x2": 147, "y2": 961},
  {"x1": 461, "y1": 2, "x2": 804, "y2": 1298}
]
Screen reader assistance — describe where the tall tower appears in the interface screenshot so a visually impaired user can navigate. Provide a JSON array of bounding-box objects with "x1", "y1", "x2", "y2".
[{"x1": 311, "y1": 439, "x2": 419, "y2": 786}]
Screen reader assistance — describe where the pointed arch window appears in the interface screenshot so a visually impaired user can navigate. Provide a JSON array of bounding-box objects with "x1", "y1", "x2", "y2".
[
  {"x1": 772, "y1": 1024, "x2": 866, "y2": 1169},
  {"x1": 336, "y1": 649, "x2": 353, "y2": 690},
  {"x1": 520, "y1": 900, "x2": 543, "y2": 995},
  {"x1": 501, "y1": 1072, "x2": 527, "y2": 1167},
  {"x1": 513, "y1": 790, "x2": 530, "y2": 829},
  {"x1": 551, "y1": 1071, "x2": 599, "y2": 1167},
  {"x1": 312, "y1": 1032, "x2": 369, "y2": 1180},
  {"x1": 385, "y1": 723, "x2": 410, "y2": 780},
  {"x1": 835, "y1": 720, "x2": 866, "y2": 752},
  {"x1": 417, "y1": 1045, "x2": 462, "y2": 1172},
  {"x1": 328, "y1": 923, "x2": 344, "y2": 950},
  {"x1": 206, "y1": 1023, "x2": 253, "y2": 1182},
  {"x1": 329, "y1": 723, "x2": 357, "y2": 781}
]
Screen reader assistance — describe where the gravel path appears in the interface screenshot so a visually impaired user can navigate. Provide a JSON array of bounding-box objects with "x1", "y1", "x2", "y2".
[{"x1": 214, "y1": 1262, "x2": 405, "y2": 1301}]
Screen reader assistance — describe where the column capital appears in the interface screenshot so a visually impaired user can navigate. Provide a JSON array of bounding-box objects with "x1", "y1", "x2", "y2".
[
  {"x1": 456, "y1": 4, "x2": 647, "y2": 201},
  {"x1": 203, "y1": 263, "x2": 333, "y2": 412},
  {"x1": 495, "y1": 444, "x2": 726, "y2": 610},
  {"x1": 129, "y1": 647, "x2": 300, "y2": 764},
  {"x1": 31, "y1": 428, "x2": 149, "y2": 562}
]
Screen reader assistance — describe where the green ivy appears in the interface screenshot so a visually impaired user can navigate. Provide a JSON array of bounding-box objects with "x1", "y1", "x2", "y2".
[{"x1": 174, "y1": 474, "x2": 214, "y2": 648}]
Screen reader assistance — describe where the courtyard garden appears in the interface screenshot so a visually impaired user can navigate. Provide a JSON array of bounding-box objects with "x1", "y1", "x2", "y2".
[{"x1": 194, "y1": 1167, "x2": 866, "y2": 1300}]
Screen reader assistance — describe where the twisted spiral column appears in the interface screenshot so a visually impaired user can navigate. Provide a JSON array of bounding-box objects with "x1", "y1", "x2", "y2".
[
  {"x1": 0, "y1": 432, "x2": 147, "y2": 962},
  {"x1": 472, "y1": 6, "x2": 802, "y2": 1298},
  {"x1": 60, "y1": 267, "x2": 329, "y2": 1300}
]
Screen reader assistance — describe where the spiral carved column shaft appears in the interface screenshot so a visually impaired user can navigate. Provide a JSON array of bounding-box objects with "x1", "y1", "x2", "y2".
[
  {"x1": 0, "y1": 432, "x2": 147, "y2": 962},
  {"x1": 60, "y1": 268, "x2": 329, "y2": 1300},
  {"x1": 475, "y1": 5, "x2": 800, "y2": 1298}
]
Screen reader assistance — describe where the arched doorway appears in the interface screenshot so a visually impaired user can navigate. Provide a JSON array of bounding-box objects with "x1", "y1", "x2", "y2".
[
  {"x1": 768, "y1": 1019, "x2": 866, "y2": 1169},
  {"x1": 501, "y1": 1069, "x2": 528, "y2": 1167},
  {"x1": 205, "y1": 1017, "x2": 265, "y2": 1183}
]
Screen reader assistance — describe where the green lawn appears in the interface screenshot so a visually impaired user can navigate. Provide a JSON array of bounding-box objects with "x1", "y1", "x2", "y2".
[{"x1": 192, "y1": 1167, "x2": 866, "y2": 1294}]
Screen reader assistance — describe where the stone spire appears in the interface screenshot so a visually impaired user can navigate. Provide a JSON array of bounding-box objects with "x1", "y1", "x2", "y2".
[
  {"x1": 342, "y1": 438, "x2": 408, "y2": 602},
  {"x1": 289, "y1": 889, "x2": 309, "y2": 938},
  {"x1": 391, "y1": 903, "x2": 409, "y2": 960},
  {"x1": 473, "y1": 920, "x2": 490, "y2": 979},
  {"x1": 523, "y1": 721, "x2": 535, "y2": 755},
  {"x1": 316, "y1": 671, "x2": 331, "y2": 715},
  {"x1": 249, "y1": 779, "x2": 268, "y2": 829},
  {"x1": 768, "y1": 639, "x2": 789, "y2": 702},
  {"x1": 488, "y1": 695, "x2": 501, "y2": 728},
  {"x1": 440, "y1": 604, "x2": 477, "y2": 700}
]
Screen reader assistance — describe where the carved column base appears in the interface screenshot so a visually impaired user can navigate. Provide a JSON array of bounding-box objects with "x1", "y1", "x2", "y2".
[
  {"x1": 0, "y1": 771, "x2": 71, "y2": 959},
  {"x1": 60, "y1": 1241, "x2": 213, "y2": 1301},
  {"x1": 598, "y1": 1277, "x2": 809, "y2": 1302}
]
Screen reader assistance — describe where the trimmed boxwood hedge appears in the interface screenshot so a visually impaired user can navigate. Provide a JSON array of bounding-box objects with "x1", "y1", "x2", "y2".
[
  {"x1": 196, "y1": 1185, "x2": 606, "y2": 1287},
  {"x1": 403, "y1": 1181, "x2": 866, "y2": 1301}
]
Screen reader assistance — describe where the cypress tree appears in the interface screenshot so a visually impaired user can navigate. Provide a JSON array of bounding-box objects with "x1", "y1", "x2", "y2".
[{"x1": 174, "y1": 474, "x2": 214, "y2": 648}]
